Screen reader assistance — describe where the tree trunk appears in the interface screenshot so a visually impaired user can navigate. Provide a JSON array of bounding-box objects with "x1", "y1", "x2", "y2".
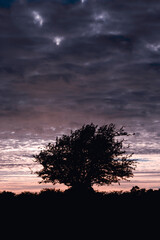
[{"x1": 70, "y1": 183, "x2": 94, "y2": 194}]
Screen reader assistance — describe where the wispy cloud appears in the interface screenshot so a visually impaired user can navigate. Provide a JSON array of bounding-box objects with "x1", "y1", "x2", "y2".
[{"x1": 0, "y1": 0, "x2": 160, "y2": 153}]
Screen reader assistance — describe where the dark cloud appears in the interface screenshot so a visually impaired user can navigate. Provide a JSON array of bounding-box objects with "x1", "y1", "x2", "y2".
[
  {"x1": 0, "y1": 0, "x2": 15, "y2": 8},
  {"x1": 0, "y1": 0, "x2": 160, "y2": 153}
]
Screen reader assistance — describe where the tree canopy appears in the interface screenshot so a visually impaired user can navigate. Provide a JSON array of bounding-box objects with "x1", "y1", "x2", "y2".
[{"x1": 34, "y1": 123, "x2": 135, "y2": 192}]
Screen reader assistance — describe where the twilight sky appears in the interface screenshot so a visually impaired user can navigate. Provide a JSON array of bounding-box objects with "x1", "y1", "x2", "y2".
[{"x1": 0, "y1": 0, "x2": 160, "y2": 192}]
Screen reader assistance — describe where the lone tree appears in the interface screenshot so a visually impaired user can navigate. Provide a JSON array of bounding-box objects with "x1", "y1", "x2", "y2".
[{"x1": 34, "y1": 123, "x2": 135, "y2": 192}]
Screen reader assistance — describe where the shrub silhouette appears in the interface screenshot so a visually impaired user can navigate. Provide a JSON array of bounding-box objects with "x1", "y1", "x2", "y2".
[{"x1": 34, "y1": 123, "x2": 135, "y2": 192}]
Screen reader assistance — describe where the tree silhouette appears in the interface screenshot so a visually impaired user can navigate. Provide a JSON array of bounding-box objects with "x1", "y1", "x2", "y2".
[{"x1": 34, "y1": 123, "x2": 135, "y2": 192}]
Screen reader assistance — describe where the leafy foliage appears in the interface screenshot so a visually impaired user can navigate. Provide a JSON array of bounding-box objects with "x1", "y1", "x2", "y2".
[{"x1": 34, "y1": 123, "x2": 135, "y2": 190}]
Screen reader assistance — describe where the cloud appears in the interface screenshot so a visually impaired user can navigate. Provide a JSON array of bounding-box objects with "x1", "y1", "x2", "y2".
[{"x1": 0, "y1": 0, "x2": 160, "y2": 154}]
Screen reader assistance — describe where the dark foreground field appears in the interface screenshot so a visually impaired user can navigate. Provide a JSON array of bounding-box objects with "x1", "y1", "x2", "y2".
[{"x1": 1, "y1": 187, "x2": 159, "y2": 237}]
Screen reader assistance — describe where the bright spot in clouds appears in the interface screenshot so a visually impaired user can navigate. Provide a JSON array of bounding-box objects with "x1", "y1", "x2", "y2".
[
  {"x1": 94, "y1": 12, "x2": 110, "y2": 21},
  {"x1": 53, "y1": 36, "x2": 64, "y2": 46},
  {"x1": 32, "y1": 11, "x2": 43, "y2": 27},
  {"x1": 95, "y1": 14, "x2": 105, "y2": 21},
  {"x1": 146, "y1": 43, "x2": 160, "y2": 52}
]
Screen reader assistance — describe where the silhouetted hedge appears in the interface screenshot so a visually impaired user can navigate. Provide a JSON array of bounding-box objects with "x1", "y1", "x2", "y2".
[{"x1": 1, "y1": 186, "x2": 160, "y2": 205}]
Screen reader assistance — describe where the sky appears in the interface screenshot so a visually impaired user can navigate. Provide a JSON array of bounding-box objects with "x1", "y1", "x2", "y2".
[{"x1": 0, "y1": 0, "x2": 160, "y2": 192}]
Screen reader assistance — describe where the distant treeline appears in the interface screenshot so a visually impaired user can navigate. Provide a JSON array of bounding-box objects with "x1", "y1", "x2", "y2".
[{"x1": 0, "y1": 186, "x2": 160, "y2": 204}]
